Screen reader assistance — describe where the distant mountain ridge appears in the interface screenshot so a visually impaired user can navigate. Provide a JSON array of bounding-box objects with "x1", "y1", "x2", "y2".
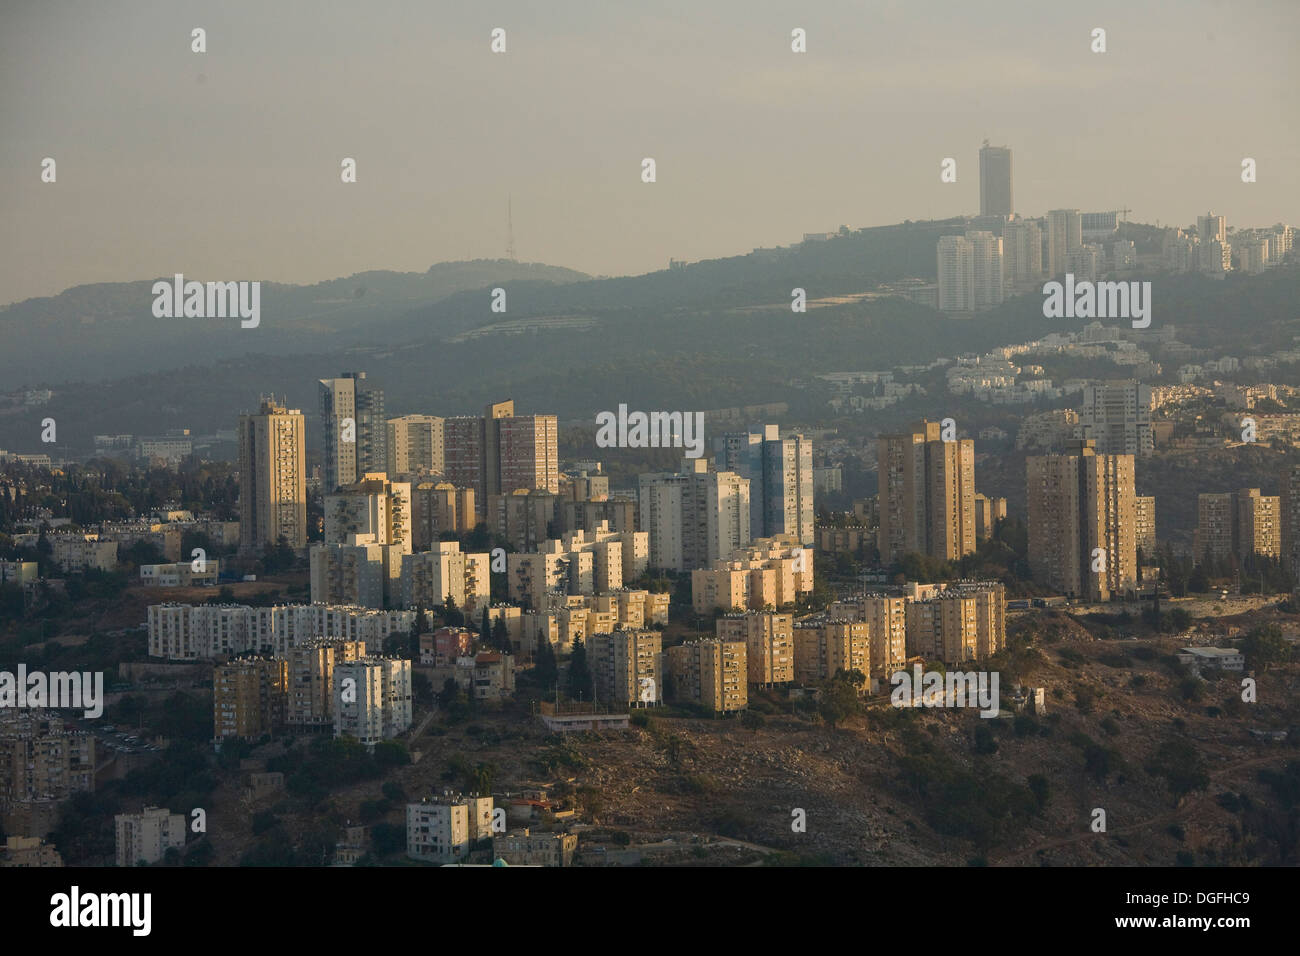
[
  {"x1": 0, "y1": 260, "x2": 590, "y2": 384},
  {"x1": 3, "y1": 220, "x2": 1296, "y2": 457}
]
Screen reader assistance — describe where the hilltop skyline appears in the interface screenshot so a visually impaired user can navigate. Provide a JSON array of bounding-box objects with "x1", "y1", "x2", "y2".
[{"x1": 2, "y1": 0, "x2": 1298, "y2": 304}]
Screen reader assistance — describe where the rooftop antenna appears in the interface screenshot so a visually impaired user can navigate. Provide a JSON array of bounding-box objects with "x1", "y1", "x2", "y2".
[{"x1": 506, "y1": 196, "x2": 517, "y2": 262}]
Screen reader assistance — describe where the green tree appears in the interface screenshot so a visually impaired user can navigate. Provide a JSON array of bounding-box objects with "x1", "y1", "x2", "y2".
[
  {"x1": 1027, "y1": 773, "x2": 1050, "y2": 809},
  {"x1": 534, "y1": 636, "x2": 558, "y2": 691},
  {"x1": 1148, "y1": 739, "x2": 1210, "y2": 803},
  {"x1": 818, "y1": 675, "x2": 863, "y2": 730},
  {"x1": 1240, "y1": 623, "x2": 1291, "y2": 671},
  {"x1": 567, "y1": 638, "x2": 594, "y2": 701},
  {"x1": 491, "y1": 616, "x2": 510, "y2": 653}
]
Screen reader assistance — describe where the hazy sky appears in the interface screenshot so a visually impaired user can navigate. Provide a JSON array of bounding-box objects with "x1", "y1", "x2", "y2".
[{"x1": 1, "y1": 0, "x2": 1297, "y2": 305}]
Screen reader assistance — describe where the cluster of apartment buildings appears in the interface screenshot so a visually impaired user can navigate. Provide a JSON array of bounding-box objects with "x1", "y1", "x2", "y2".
[
  {"x1": 212, "y1": 644, "x2": 412, "y2": 748},
  {"x1": 934, "y1": 144, "x2": 1291, "y2": 310},
  {"x1": 690, "y1": 535, "x2": 816, "y2": 614}
]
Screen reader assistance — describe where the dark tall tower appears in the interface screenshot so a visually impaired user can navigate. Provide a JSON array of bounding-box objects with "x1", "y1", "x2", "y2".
[{"x1": 979, "y1": 141, "x2": 1013, "y2": 218}]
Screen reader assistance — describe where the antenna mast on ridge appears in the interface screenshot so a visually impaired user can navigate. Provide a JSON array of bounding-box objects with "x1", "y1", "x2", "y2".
[{"x1": 506, "y1": 196, "x2": 517, "y2": 262}]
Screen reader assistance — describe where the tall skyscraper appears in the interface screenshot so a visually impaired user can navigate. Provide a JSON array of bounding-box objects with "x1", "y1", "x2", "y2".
[
  {"x1": 1047, "y1": 209, "x2": 1082, "y2": 277},
  {"x1": 978, "y1": 142, "x2": 1012, "y2": 217},
  {"x1": 238, "y1": 398, "x2": 306, "y2": 553},
  {"x1": 444, "y1": 400, "x2": 558, "y2": 521},
  {"x1": 319, "y1": 372, "x2": 387, "y2": 491},
  {"x1": 1027, "y1": 439, "x2": 1136, "y2": 602},
  {"x1": 386, "y1": 414, "x2": 444, "y2": 476},
  {"x1": 1075, "y1": 381, "x2": 1154, "y2": 458},
  {"x1": 714, "y1": 425, "x2": 814, "y2": 545},
  {"x1": 877, "y1": 420, "x2": 976, "y2": 564}
]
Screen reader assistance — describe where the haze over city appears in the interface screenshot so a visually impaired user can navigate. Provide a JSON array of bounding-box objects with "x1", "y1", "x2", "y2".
[{"x1": 2, "y1": 0, "x2": 1298, "y2": 304}]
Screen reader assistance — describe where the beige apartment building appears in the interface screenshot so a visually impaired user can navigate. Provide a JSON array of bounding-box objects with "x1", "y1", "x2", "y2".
[
  {"x1": 1134, "y1": 496, "x2": 1157, "y2": 556},
  {"x1": 238, "y1": 398, "x2": 307, "y2": 552},
  {"x1": 325, "y1": 473, "x2": 413, "y2": 551},
  {"x1": 587, "y1": 630, "x2": 663, "y2": 706},
  {"x1": 213, "y1": 658, "x2": 287, "y2": 742},
  {"x1": 1196, "y1": 488, "x2": 1282, "y2": 563},
  {"x1": 1236, "y1": 488, "x2": 1282, "y2": 560},
  {"x1": 1282, "y1": 465, "x2": 1300, "y2": 584},
  {"x1": 691, "y1": 535, "x2": 813, "y2": 614},
  {"x1": 516, "y1": 590, "x2": 668, "y2": 657},
  {"x1": 974, "y1": 494, "x2": 1008, "y2": 541},
  {"x1": 1195, "y1": 493, "x2": 1235, "y2": 562},
  {"x1": 47, "y1": 535, "x2": 119, "y2": 573},
  {"x1": 401, "y1": 542, "x2": 491, "y2": 614},
  {"x1": 493, "y1": 829, "x2": 578, "y2": 867},
  {"x1": 1027, "y1": 440, "x2": 1136, "y2": 601},
  {"x1": 862, "y1": 595, "x2": 909, "y2": 679},
  {"x1": 0, "y1": 835, "x2": 63, "y2": 867},
  {"x1": 877, "y1": 420, "x2": 976, "y2": 564},
  {"x1": 386, "y1": 414, "x2": 445, "y2": 477},
  {"x1": 286, "y1": 639, "x2": 366, "y2": 729},
  {"x1": 0, "y1": 712, "x2": 95, "y2": 838},
  {"x1": 489, "y1": 488, "x2": 562, "y2": 552},
  {"x1": 666, "y1": 639, "x2": 748, "y2": 713},
  {"x1": 792, "y1": 621, "x2": 870, "y2": 684},
  {"x1": 904, "y1": 584, "x2": 1006, "y2": 665},
  {"x1": 716, "y1": 611, "x2": 794, "y2": 686},
  {"x1": 309, "y1": 540, "x2": 390, "y2": 608},
  {"x1": 411, "y1": 481, "x2": 476, "y2": 548}
]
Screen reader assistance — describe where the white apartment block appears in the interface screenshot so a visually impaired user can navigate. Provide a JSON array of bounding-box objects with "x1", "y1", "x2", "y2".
[
  {"x1": 115, "y1": 807, "x2": 186, "y2": 867},
  {"x1": 406, "y1": 795, "x2": 494, "y2": 863},
  {"x1": 333, "y1": 657, "x2": 413, "y2": 747},
  {"x1": 139, "y1": 561, "x2": 219, "y2": 587},
  {"x1": 937, "y1": 234, "x2": 973, "y2": 311},
  {"x1": 638, "y1": 459, "x2": 750, "y2": 572},
  {"x1": 49, "y1": 535, "x2": 118, "y2": 573},
  {"x1": 147, "y1": 603, "x2": 413, "y2": 660},
  {"x1": 937, "y1": 232, "x2": 1003, "y2": 312}
]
